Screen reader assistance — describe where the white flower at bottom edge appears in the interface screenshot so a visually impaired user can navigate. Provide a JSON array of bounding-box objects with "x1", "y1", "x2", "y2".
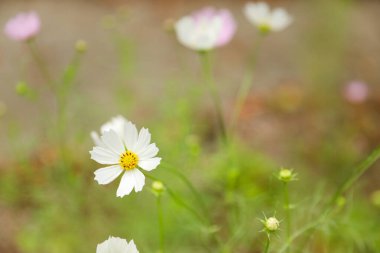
[
  {"x1": 91, "y1": 115, "x2": 129, "y2": 146},
  {"x1": 96, "y1": 236, "x2": 139, "y2": 253},
  {"x1": 90, "y1": 121, "x2": 161, "y2": 197}
]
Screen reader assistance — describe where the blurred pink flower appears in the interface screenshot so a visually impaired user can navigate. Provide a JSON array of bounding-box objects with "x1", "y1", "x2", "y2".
[
  {"x1": 4, "y1": 11, "x2": 40, "y2": 41},
  {"x1": 175, "y1": 7, "x2": 236, "y2": 51},
  {"x1": 343, "y1": 80, "x2": 369, "y2": 104}
]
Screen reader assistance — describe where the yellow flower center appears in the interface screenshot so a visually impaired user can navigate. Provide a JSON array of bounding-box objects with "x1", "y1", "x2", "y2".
[{"x1": 119, "y1": 151, "x2": 139, "y2": 170}]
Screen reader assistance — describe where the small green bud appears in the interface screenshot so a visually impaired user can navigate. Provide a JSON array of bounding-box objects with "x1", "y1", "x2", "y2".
[
  {"x1": 264, "y1": 217, "x2": 280, "y2": 232},
  {"x1": 151, "y1": 181, "x2": 165, "y2": 196},
  {"x1": 371, "y1": 190, "x2": 380, "y2": 207},
  {"x1": 336, "y1": 196, "x2": 346, "y2": 207},
  {"x1": 75, "y1": 40, "x2": 87, "y2": 53},
  {"x1": 278, "y1": 168, "x2": 297, "y2": 183},
  {"x1": 15, "y1": 81, "x2": 29, "y2": 96}
]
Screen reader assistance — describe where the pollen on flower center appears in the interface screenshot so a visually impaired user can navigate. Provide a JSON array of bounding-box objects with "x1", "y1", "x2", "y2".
[{"x1": 119, "y1": 151, "x2": 138, "y2": 170}]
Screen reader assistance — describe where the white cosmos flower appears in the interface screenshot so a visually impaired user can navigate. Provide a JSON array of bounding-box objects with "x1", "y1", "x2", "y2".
[
  {"x1": 175, "y1": 7, "x2": 236, "y2": 51},
  {"x1": 90, "y1": 119, "x2": 161, "y2": 197},
  {"x1": 96, "y1": 236, "x2": 139, "y2": 253},
  {"x1": 91, "y1": 115, "x2": 129, "y2": 146},
  {"x1": 244, "y1": 2, "x2": 292, "y2": 33}
]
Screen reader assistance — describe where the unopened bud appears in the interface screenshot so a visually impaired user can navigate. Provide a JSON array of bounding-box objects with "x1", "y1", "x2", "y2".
[
  {"x1": 264, "y1": 217, "x2": 280, "y2": 232},
  {"x1": 75, "y1": 40, "x2": 87, "y2": 53},
  {"x1": 152, "y1": 181, "x2": 165, "y2": 196},
  {"x1": 278, "y1": 168, "x2": 297, "y2": 183}
]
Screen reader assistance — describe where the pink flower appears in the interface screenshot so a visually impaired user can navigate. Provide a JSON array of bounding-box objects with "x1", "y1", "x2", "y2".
[
  {"x1": 343, "y1": 80, "x2": 369, "y2": 104},
  {"x1": 4, "y1": 11, "x2": 40, "y2": 41},
  {"x1": 175, "y1": 7, "x2": 236, "y2": 51}
]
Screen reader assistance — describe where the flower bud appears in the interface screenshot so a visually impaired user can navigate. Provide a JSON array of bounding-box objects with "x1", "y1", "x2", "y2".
[
  {"x1": 152, "y1": 181, "x2": 165, "y2": 196},
  {"x1": 278, "y1": 168, "x2": 297, "y2": 183},
  {"x1": 264, "y1": 217, "x2": 280, "y2": 232},
  {"x1": 371, "y1": 190, "x2": 380, "y2": 208},
  {"x1": 75, "y1": 40, "x2": 87, "y2": 53}
]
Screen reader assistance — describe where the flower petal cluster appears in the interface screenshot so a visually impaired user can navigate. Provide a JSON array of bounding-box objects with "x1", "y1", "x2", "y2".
[
  {"x1": 244, "y1": 2, "x2": 292, "y2": 33},
  {"x1": 175, "y1": 7, "x2": 236, "y2": 51},
  {"x1": 97, "y1": 236, "x2": 139, "y2": 253},
  {"x1": 4, "y1": 11, "x2": 40, "y2": 41},
  {"x1": 90, "y1": 116, "x2": 161, "y2": 197}
]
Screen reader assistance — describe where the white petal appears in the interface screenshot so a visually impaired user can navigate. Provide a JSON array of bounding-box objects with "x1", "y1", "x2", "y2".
[
  {"x1": 100, "y1": 115, "x2": 128, "y2": 137},
  {"x1": 91, "y1": 131, "x2": 103, "y2": 146},
  {"x1": 127, "y1": 240, "x2": 139, "y2": 253},
  {"x1": 101, "y1": 130, "x2": 125, "y2": 155},
  {"x1": 94, "y1": 165, "x2": 123, "y2": 185},
  {"x1": 137, "y1": 143, "x2": 159, "y2": 160},
  {"x1": 270, "y1": 8, "x2": 292, "y2": 31},
  {"x1": 96, "y1": 236, "x2": 133, "y2": 253},
  {"x1": 123, "y1": 121, "x2": 138, "y2": 151},
  {"x1": 90, "y1": 146, "x2": 120, "y2": 164},
  {"x1": 138, "y1": 157, "x2": 161, "y2": 171},
  {"x1": 116, "y1": 169, "x2": 145, "y2": 197},
  {"x1": 133, "y1": 127, "x2": 151, "y2": 153}
]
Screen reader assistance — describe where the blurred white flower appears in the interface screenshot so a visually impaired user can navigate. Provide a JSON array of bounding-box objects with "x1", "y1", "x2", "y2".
[
  {"x1": 91, "y1": 115, "x2": 129, "y2": 146},
  {"x1": 175, "y1": 7, "x2": 236, "y2": 51},
  {"x1": 90, "y1": 118, "x2": 161, "y2": 197},
  {"x1": 244, "y1": 2, "x2": 292, "y2": 33},
  {"x1": 97, "y1": 236, "x2": 139, "y2": 253}
]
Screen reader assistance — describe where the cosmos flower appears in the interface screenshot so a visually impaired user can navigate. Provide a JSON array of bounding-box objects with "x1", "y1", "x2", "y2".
[
  {"x1": 4, "y1": 11, "x2": 40, "y2": 41},
  {"x1": 343, "y1": 80, "x2": 369, "y2": 104},
  {"x1": 96, "y1": 236, "x2": 139, "y2": 253},
  {"x1": 244, "y1": 2, "x2": 292, "y2": 34},
  {"x1": 91, "y1": 115, "x2": 129, "y2": 146},
  {"x1": 175, "y1": 7, "x2": 236, "y2": 51},
  {"x1": 90, "y1": 119, "x2": 161, "y2": 197}
]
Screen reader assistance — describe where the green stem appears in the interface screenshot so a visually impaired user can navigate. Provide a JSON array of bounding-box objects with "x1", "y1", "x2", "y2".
[
  {"x1": 27, "y1": 40, "x2": 55, "y2": 91},
  {"x1": 156, "y1": 195, "x2": 165, "y2": 253},
  {"x1": 199, "y1": 51, "x2": 227, "y2": 144},
  {"x1": 230, "y1": 37, "x2": 263, "y2": 132},
  {"x1": 161, "y1": 162, "x2": 208, "y2": 217},
  {"x1": 284, "y1": 182, "x2": 291, "y2": 253},
  {"x1": 264, "y1": 236, "x2": 270, "y2": 253},
  {"x1": 278, "y1": 146, "x2": 380, "y2": 253}
]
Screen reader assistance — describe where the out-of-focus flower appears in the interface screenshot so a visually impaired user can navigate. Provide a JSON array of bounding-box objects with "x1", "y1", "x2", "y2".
[
  {"x1": 4, "y1": 11, "x2": 40, "y2": 41},
  {"x1": 97, "y1": 236, "x2": 139, "y2": 253},
  {"x1": 244, "y1": 2, "x2": 292, "y2": 34},
  {"x1": 90, "y1": 118, "x2": 161, "y2": 197},
  {"x1": 151, "y1": 180, "x2": 165, "y2": 196},
  {"x1": 175, "y1": 7, "x2": 236, "y2": 51},
  {"x1": 343, "y1": 80, "x2": 369, "y2": 104},
  {"x1": 91, "y1": 115, "x2": 129, "y2": 146}
]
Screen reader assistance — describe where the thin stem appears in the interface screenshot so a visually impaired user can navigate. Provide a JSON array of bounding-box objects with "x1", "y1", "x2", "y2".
[
  {"x1": 264, "y1": 236, "x2": 270, "y2": 253},
  {"x1": 199, "y1": 51, "x2": 227, "y2": 144},
  {"x1": 161, "y1": 162, "x2": 208, "y2": 218},
  {"x1": 278, "y1": 146, "x2": 380, "y2": 253},
  {"x1": 156, "y1": 195, "x2": 165, "y2": 253},
  {"x1": 230, "y1": 36, "x2": 263, "y2": 132},
  {"x1": 27, "y1": 40, "x2": 55, "y2": 91},
  {"x1": 284, "y1": 182, "x2": 291, "y2": 253}
]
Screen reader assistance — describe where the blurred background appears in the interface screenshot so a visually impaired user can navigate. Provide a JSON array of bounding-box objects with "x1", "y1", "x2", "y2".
[{"x1": 1, "y1": 0, "x2": 380, "y2": 252}]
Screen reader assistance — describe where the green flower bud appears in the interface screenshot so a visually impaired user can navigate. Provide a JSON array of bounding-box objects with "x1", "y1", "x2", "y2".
[
  {"x1": 264, "y1": 217, "x2": 280, "y2": 232},
  {"x1": 152, "y1": 181, "x2": 165, "y2": 196},
  {"x1": 75, "y1": 40, "x2": 87, "y2": 53},
  {"x1": 278, "y1": 168, "x2": 297, "y2": 183},
  {"x1": 371, "y1": 190, "x2": 380, "y2": 207}
]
